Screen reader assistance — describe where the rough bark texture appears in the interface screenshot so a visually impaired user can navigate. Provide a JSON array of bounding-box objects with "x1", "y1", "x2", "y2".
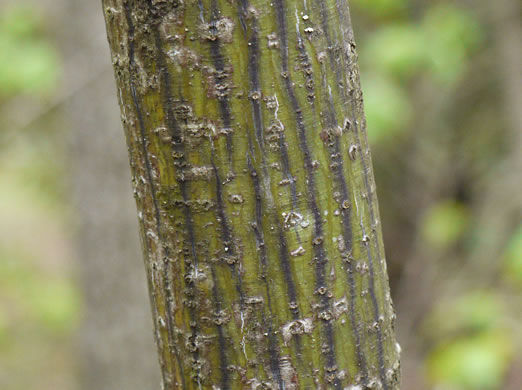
[{"x1": 102, "y1": 0, "x2": 400, "y2": 389}]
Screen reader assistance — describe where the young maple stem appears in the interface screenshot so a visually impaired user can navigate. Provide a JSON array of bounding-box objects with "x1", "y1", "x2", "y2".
[{"x1": 102, "y1": 0, "x2": 400, "y2": 388}]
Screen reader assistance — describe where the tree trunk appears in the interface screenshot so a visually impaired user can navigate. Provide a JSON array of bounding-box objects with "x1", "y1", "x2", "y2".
[{"x1": 101, "y1": 0, "x2": 400, "y2": 389}]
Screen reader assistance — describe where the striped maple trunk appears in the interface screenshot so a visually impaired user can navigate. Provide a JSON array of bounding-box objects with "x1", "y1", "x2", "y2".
[{"x1": 102, "y1": 0, "x2": 400, "y2": 389}]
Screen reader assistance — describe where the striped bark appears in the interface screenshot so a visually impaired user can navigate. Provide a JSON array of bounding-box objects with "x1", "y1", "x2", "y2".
[{"x1": 101, "y1": 0, "x2": 400, "y2": 389}]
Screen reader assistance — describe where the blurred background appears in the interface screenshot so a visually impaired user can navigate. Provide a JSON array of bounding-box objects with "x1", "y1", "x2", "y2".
[{"x1": 0, "y1": 0, "x2": 520, "y2": 389}]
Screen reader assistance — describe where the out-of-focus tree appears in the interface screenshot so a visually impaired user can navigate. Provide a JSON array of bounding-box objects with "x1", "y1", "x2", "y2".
[{"x1": 62, "y1": 0, "x2": 161, "y2": 389}]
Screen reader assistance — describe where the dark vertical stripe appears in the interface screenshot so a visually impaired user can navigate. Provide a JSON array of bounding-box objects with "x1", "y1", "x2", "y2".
[
  {"x1": 150, "y1": 34, "x2": 201, "y2": 390},
  {"x1": 124, "y1": 6, "x2": 186, "y2": 388},
  {"x1": 273, "y1": 1, "x2": 342, "y2": 387},
  {"x1": 317, "y1": 1, "x2": 388, "y2": 386},
  {"x1": 209, "y1": 145, "x2": 246, "y2": 309},
  {"x1": 316, "y1": 0, "x2": 343, "y2": 86},
  {"x1": 270, "y1": 0, "x2": 300, "y2": 212},
  {"x1": 247, "y1": 151, "x2": 285, "y2": 389},
  {"x1": 209, "y1": 0, "x2": 234, "y2": 165},
  {"x1": 210, "y1": 266, "x2": 231, "y2": 388},
  {"x1": 200, "y1": 6, "x2": 250, "y2": 386},
  {"x1": 277, "y1": 226, "x2": 300, "y2": 318},
  {"x1": 202, "y1": 10, "x2": 248, "y2": 364},
  {"x1": 350, "y1": 101, "x2": 388, "y2": 389},
  {"x1": 319, "y1": 64, "x2": 368, "y2": 381},
  {"x1": 146, "y1": 3, "x2": 231, "y2": 382},
  {"x1": 238, "y1": 1, "x2": 265, "y2": 151},
  {"x1": 332, "y1": 0, "x2": 389, "y2": 380},
  {"x1": 238, "y1": 0, "x2": 303, "y2": 367},
  {"x1": 238, "y1": 0, "x2": 302, "y2": 321},
  {"x1": 240, "y1": 7, "x2": 300, "y2": 214}
]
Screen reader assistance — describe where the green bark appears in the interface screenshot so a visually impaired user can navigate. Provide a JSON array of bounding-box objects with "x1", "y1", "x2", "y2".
[{"x1": 102, "y1": 0, "x2": 400, "y2": 389}]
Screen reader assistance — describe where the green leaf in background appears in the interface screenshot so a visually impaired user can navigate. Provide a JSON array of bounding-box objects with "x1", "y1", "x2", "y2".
[
  {"x1": 421, "y1": 200, "x2": 470, "y2": 249},
  {"x1": 26, "y1": 279, "x2": 81, "y2": 335},
  {"x1": 421, "y1": 3, "x2": 483, "y2": 84},
  {"x1": 351, "y1": 0, "x2": 408, "y2": 18},
  {"x1": 423, "y1": 291, "x2": 503, "y2": 339},
  {"x1": 427, "y1": 330, "x2": 513, "y2": 390},
  {"x1": 359, "y1": 2, "x2": 483, "y2": 86},
  {"x1": 0, "y1": 135, "x2": 66, "y2": 213},
  {"x1": 0, "y1": 251, "x2": 81, "y2": 336},
  {"x1": 450, "y1": 292, "x2": 501, "y2": 331},
  {"x1": 1, "y1": 5, "x2": 41, "y2": 37},
  {"x1": 361, "y1": 72, "x2": 411, "y2": 144},
  {"x1": 0, "y1": 310, "x2": 7, "y2": 346},
  {"x1": 0, "y1": 6, "x2": 61, "y2": 97},
  {"x1": 362, "y1": 24, "x2": 426, "y2": 79},
  {"x1": 502, "y1": 223, "x2": 522, "y2": 289}
]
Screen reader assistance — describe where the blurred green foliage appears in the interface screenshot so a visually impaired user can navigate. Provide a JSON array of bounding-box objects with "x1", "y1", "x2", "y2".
[
  {"x1": 351, "y1": 0, "x2": 408, "y2": 18},
  {"x1": 0, "y1": 132, "x2": 79, "y2": 386},
  {"x1": 361, "y1": 71, "x2": 411, "y2": 144},
  {"x1": 358, "y1": 2, "x2": 484, "y2": 143},
  {"x1": 0, "y1": 6, "x2": 60, "y2": 97},
  {"x1": 428, "y1": 330, "x2": 512, "y2": 390},
  {"x1": 353, "y1": 1, "x2": 519, "y2": 389},
  {"x1": 421, "y1": 200, "x2": 470, "y2": 249},
  {"x1": 425, "y1": 292, "x2": 513, "y2": 389},
  {"x1": 0, "y1": 4, "x2": 76, "y2": 389},
  {"x1": 425, "y1": 291, "x2": 503, "y2": 336},
  {"x1": 0, "y1": 251, "x2": 80, "y2": 335},
  {"x1": 502, "y1": 224, "x2": 522, "y2": 289},
  {"x1": 362, "y1": 24, "x2": 426, "y2": 79},
  {"x1": 422, "y1": 4, "x2": 483, "y2": 83}
]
